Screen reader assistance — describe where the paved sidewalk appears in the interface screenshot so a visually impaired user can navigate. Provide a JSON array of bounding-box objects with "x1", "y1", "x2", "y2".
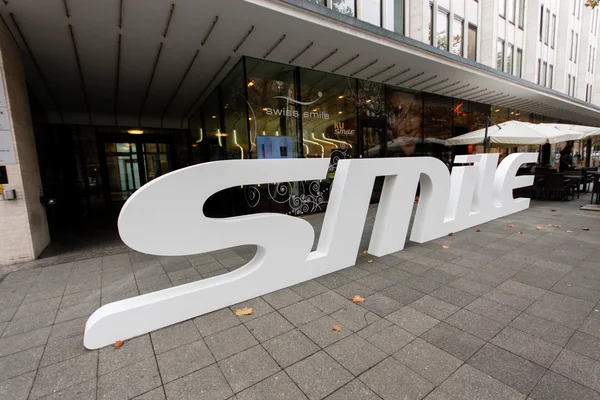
[{"x1": 1, "y1": 196, "x2": 600, "y2": 399}]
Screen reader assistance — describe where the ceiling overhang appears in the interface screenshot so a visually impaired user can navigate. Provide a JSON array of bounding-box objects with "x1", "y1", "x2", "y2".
[{"x1": 2, "y1": 0, "x2": 600, "y2": 129}]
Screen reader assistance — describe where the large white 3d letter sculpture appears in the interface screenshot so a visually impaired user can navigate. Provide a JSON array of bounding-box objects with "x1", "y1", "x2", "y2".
[{"x1": 84, "y1": 153, "x2": 537, "y2": 349}]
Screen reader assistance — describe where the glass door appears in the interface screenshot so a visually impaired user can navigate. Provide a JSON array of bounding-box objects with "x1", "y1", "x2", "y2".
[{"x1": 103, "y1": 141, "x2": 171, "y2": 208}]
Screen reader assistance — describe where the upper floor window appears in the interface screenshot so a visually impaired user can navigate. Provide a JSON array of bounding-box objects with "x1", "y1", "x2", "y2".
[
  {"x1": 507, "y1": 0, "x2": 515, "y2": 23},
  {"x1": 452, "y1": 17, "x2": 464, "y2": 56},
  {"x1": 541, "y1": 61, "x2": 548, "y2": 86},
  {"x1": 551, "y1": 14, "x2": 556, "y2": 48},
  {"x1": 394, "y1": 0, "x2": 405, "y2": 35},
  {"x1": 568, "y1": 74, "x2": 572, "y2": 94},
  {"x1": 544, "y1": 9, "x2": 550, "y2": 45},
  {"x1": 573, "y1": 0, "x2": 576, "y2": 16},
  {"x1": 437, "y1": 8, "x2": 450, "y2": 51},
  {"x1": 575, "y1": 33, "x2": 579, "y2": 63},
  {"x1": 497, "y1": 39, "x2": 505, "y2": 70},
  {"x1": 332, "y1": 0, "x2": 355, "y2": 17},
  {"x1": 537, "y1": 59, "x2": 542, "y2": 84},
  {"x1": 428, "y1": 3, "x2": 434, "y2": 45},
  {"x1": 506, "y1": 44, "x2": 514, "y2": 74},
  {"x1": 500, "y1": 0, "x2": 506, "y2": 18},
  {"x1": 360, "y1": 0, "x2": 381, "y2": 26},
  {"x1": 548, "y1": 65, "x2": 554, "y2": 88},
  {"x1": 518, "y1": 0, "x2": 525, "y2": 28},
  {"x1": 308, "y1": 0, "x2": 326, "y2": 5},
  {"x1": 589, "y1": 45, "x2": 593, "y2": 72},
  {"x1": 516, "y1": 48, "x2": 523, "y2": 78},
  {"x1": 570, "y1": 30, "x2": 574, "y2": 60},
  {"x1": 539, "y1": 5, "x2": 544, "y2": 41},
  {"x1": 467, "y1": 24, "x2": 477, "y2": 61}
]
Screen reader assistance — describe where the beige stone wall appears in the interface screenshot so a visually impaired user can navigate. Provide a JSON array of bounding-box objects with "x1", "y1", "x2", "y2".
[{"x1": 0, "y1": 21, "x2": 50, "y2": 265}]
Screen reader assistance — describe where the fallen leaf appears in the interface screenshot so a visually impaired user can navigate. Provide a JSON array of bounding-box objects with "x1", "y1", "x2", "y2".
[
  {"x1": 551, "y1": 209, "x2": 557, "y2": 212},
  {"x1": 476, "y1": 229, "x2": 481, "y2": 232},
  {"x1": 448, "y1": 232, "x2": 454, "y2": 236},
  {"x1": 553, "y1": 225, "x2": 561, "y2": 228},
  {"x1": 367, "y1": 260, "x2": 373, "y2": 264},
  {"x1": 352, "y1": 295, "x2": 365, "y2": 303},
  {"x1": 362, "y1": 250, "x2": 368, "y2": 254},
  {"x1": 235, "y1": 307, "x2": 253, "y2": 316},
  {"x1": 566, "y1": 230, "x2": 573, "y2": 233},
  {"x1": 583, "y1": 228, "x2": 591, "y2": 231},
  {"x1": 373, "y1": 216, "x2": 376, "y2": 220},
  {"x1": 536, "y1": 226, "x2": 542, "y2": 230},
  {"x1": 332, "y1": 325, "x2": 341, "y2": 332},
  {"x1": 547, "y1": 224, "x2": 553, "y2": 227},
  {"x1": 519, "y1": 231, "x2": 524, "y2": 234},
  {"x1": 507, "y1": 224, "x2": 515, "y2": 228},
  {"x1": 441, "y1": 245, "x2": 450, "y2": 249},
  {"x1": 113, "y1": 340, "x2": 125, "y2": 349}
]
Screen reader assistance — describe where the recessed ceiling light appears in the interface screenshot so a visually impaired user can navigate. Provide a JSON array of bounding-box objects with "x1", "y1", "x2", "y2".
[
  {"x1": 216, "y1": 133, "x2": 229, "y2": 137},
  {"x1": 338, "y1": 95, "x2": 344, "y2": 99},
  {"x1": 248, "y1": 81, "x2": 255, "y2": 87},
  {"x1": 127, "y1": 129, "x2": 144, "y2": 134},
  {"x1": 338, "y1": 111, "x2": 343, "y2": 114},
  {"x1": 212, "y1": 115, "x2": 217, "y2": 119}
]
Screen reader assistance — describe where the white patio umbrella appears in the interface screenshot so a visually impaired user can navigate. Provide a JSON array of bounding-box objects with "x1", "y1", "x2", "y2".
[
  {"x1": 540, "y1": 123, "x2": 600, "y2": 141},
  {"x1": 444, "y1": 121, "x2": 549, "y2": 146}
]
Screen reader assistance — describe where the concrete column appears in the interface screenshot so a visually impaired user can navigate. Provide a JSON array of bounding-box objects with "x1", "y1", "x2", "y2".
[{"x1": 0, "y1": 21, "x2": 50, "y2": 266}]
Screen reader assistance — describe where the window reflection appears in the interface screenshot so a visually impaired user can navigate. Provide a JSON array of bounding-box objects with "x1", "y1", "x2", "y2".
[
  {"x1": 333, "y1": 0, "x2": 355, "y2": 16},
  {"x1": 423, "y1": 93, "x2": 453, "y2": 166},
  {"x1": 437, "y1": 9, "x2": 449, "y2": 50},
  {"x1": 386, "y1": 87, "x2": 423, "y2": 157}
]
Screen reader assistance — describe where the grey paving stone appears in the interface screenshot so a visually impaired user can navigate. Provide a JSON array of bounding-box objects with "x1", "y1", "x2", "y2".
[
  {"x1": 99, "y1": 334, "x2": 155, "y2": 375},
  {"x1": 54, "y1": 300, "x2": 98, "y2": 324},
  {"x1": 496, "y1": 280, "x2": 547, "y2": 301},
  {"x1": 286, "y1": 351, "x2": 353, "y2": 400},
  {"x1": 410, "y1": 295, "x2": 460, "y2": 320},
  {"x1": 530, "y1": 370, "x2": 600, "y2": 400},
  {"x1": 359, "y1": 357, "x2": 434, "y2": 400},
  {"x1": 156, "y1": 339, "x2": 214, "y2": 383},
  {"x1": 40, "y1": 334, "x2": 88, "y2": 368},
  {"x1": 483, "y1": 288, "x2": 535, "y2": 311},
  {"x1": 0, "y1": 345, "x2": 44, "y2": 382},
  {"x1": 193, "y1": 260, "x2": 224, "y2": 275},
  {"x1": 13, "y1": 297, "x2": 61, "y2": 320},
  {"x1": 263, "y1": 329, "x2": 319, "y2": 368},
  {"x1": 325, "y1": 334, "x2": 387, "y2": 375},
  {"x1": 491, "y1": 326, "x2": 562, "y2": 368},
  {"x1": 132, "y1": 387, "x2": 167, "y2": 399},
  {"x1": 332, "y1": 282, "x2": 375, "y2": 299},
  {"x1": 0, "y1": 326, "x2": 51, "y2": 358},
  {"x1": 355, "y1": 273, "x2": 395, "y2": 291},
  {"x1": 447, "y1": 277, "x2": 494, "y2": 296},
  {"x1": 30, "y1": 352, "x2": 98, "y2": 399},
  {"x1": 465, "y1": 297, "x2": 521, "y2": 324},
  {"x1": 245, "y1": 311, "x2": 293, "y2": 342},
  {"x1": 551, "y1": 280, "x2": 600, "y2": 303},
  {"x1": 151, "y1": 320, "x2": 201, "y2": 355},
  {"x1": 338, "y1": 266, "x2": 372, "y2": 280},
  {"x1": 218, "y1": 345, "x2": 280, "y2": 393},
  {"x1": 355, "y1": 318, "x2": 392, "y2": 339},
  {"x1": 386, "y1": 306, "x2": 440, "y2": 336},
  {"x1": 0, "y1": 306, "x2": 17, "y2": 324},
  {"x1": 262, "y1": 288, "x2": 304, "y2": 309},
  {"x1": 280, "y1": 300, "x2": 326, "y2": 326},
  {"x1": 97, "y1": 357, "x2": 161, "y2": 400},
  {"x1": 526, "y1": 292, "x2": 594, "y2": 329},
  {"x1": 468, "y1": 343, "x2": 546, "y2": 395},
  {"x1": 236, "y1": 371, "x2": 307, "y2": 400},
  {"x1": 551, "y1": 349, "x2": 600, "y2": 392},
  {"x1": 359, "y1": 293, "x2": 402, "y2": 317},
  {"x1": 430, "y1": 285, "x2": 478, "y2": 307},
  {"x1": 421, "y1": 322, "x2": 485, "y2": 361},
  {"x1": 365, "y1": 324, "x2": 415, "y2": 355},
  {"x1": 300, "y1": 315, "x2": 352, "y2": 348},
  {"x1": 289, "y1": 280, "x2": 329, "y2": 299},
  {"x1": 194, "y1": 308, "x2": 241, "y2": 337},
  {"x1": 2, "y1": 310, "x2": 56, "y2": 338},
  {"x1": 21, "y1": 287, "x2": 63, "y2": 305},
  {"x1": 0, "y1": 371, "x2": 35, "y2": 400},
  {"x1": 375, "y1": 266, "x2": 415, "y2": 283},
  {"x1": 380, "y1": 283, "x2": 426, "y2": 305},
  {"x1": 324, "y1": 379, "x2": 380, "y2": 400},
  {"x1": 230, "y1": 297, "x2": 275, "y2": 322},
  {"x1": 393, "y1": 338, "x2": 462, "y2": 385},
  {"x1": 580, "y1": 309, "x2": 600, "y2": 339},
  {"x1": 567, "y1": 331, "x2": 600, "y2": 362},
  {"x1": 509, "y1": 313, "x2": 574, "y2": 347},
  {"x1": 205, "y1": 324, "x2": 258, "y2": 361},
  {"x1": 426, "y1": 364, "x2": 525, "y2": 400},
  {"x1": 330, "y1": 304, "x2": 380, "y2": 332},
  {"x1": 48, "y1": 316, "x2": 87, "y2": 341},
  {"x1": 445, "y1": 309, "x2": 504, "y2": 341},
  {"x1": 308, "y1": 291, "x2": 353, "y2": 314},
  {"x1": 38, "y1": 379, "x2": 96, "y2": 400},
  {"x1": 402, "y1": 275, "x2": 444, "y2": 294},
  {"x1": 164, "y1": 363, "x2": 233, "y2": 400},
  {"x1": 396, "y1": 260, "x2": 434, "y2": 276},
  {"x1": 315, "y1": 272, "x2": 352, "y2": 290},
  {"x1": 512, "y1": 266, "x2": 566, "y2": 290}
]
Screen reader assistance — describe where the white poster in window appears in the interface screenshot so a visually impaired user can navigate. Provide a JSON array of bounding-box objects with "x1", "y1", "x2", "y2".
[{"x1": 0, "y1": 130, "x2": 16, "y2": 164}]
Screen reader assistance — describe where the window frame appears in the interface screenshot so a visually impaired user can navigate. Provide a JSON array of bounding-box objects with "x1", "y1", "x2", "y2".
[
  {"x1": 539, "y1": 5, "x2": 544, "y2": 42},
  {"x1": 516, "y1": 48, "x2": 523, "y2": 78},
  {"x1": 517, "y1": 0, "x2": 525, "y2": 29},
  {"x1": 452, "y1": 16, "x2": 465, "y2": 57},
  {"x1": 570, "y1": 30, "x2": 574, "y2": 61},
  {"x1": 507, "y1": 0, "x2": 516, "y2": 23},
  {"x1": 544, "y1": 9, "x2": 550, "y2": 45},
  {"x1": 575, "y1": 33, "x2": 579, "y2": 63},
  {"x1": 548, "y1": 64, "x2": 554, "y2": 88},
  {"x1": 551, "y1": 14, "x2": 556, "y2": 48},
  {"x1": 506, "y1": 43, "x2": 514, "y2": 75},
  {"x1": 497, "y1": 38, "x2": 505, "y2": 71},
  {"x1": 537, "y1": 59, "x2": 542, "y2": 85},
  {"x1": 499, "y1": 0, "x2": 506, "y2": 18},
  {"x1": 436, "y1": 7, "x2": 450, "y2": 51},
  {"x1": 467, "y1": 23, "x2": 478, "y2": 61}
]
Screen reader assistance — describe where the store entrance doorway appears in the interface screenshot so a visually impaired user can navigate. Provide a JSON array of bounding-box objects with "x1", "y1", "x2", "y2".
[{"x1": 359, "y1": 117, "x2": 386, "y2": 203}]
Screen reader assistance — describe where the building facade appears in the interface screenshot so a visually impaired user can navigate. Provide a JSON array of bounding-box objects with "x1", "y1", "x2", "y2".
[{"x1": 1, "y1": 0, "x2": 600, "y2": 265}]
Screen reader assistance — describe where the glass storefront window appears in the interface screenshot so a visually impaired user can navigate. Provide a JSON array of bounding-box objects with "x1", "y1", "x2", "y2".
[
  {"x1": 220, "y1": 61, "x2": 249, "y2": 160},
  {"x1": 246, "y1": 57, "x2": 300, "y2": 159},
  {"x1": 386, "y1": 86, "x2": 423, "y2": 157},
  {"x1": 202, "y1": 89, "x2": 225, "y2": 162},
  {"x1": 423, "y1": 93, "x2": 453, "y2": 166},
  {"x1": 333, "y1": 0, "x2": 355, "y2": 16},
  {"x1": 300, "y1": 70, "x2": 358, "y2": 167},
  {"x1": 360, "y1": 0, "x2": 381, "y2": 26}
]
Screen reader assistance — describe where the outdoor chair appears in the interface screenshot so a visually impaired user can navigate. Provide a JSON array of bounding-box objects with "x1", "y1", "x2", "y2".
[
  {"x1": 564, "y1": 170, "x2": 583, "y2": 199},
  {"x1": 591, "y1": 174, "x2": 600, "y2": 204},
  {"x1": 585, "y1": 167, "x2": 599, "y2": 193},
  {"x1": 543, "y1": 173, "x2": 574, "y2": 202}
]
